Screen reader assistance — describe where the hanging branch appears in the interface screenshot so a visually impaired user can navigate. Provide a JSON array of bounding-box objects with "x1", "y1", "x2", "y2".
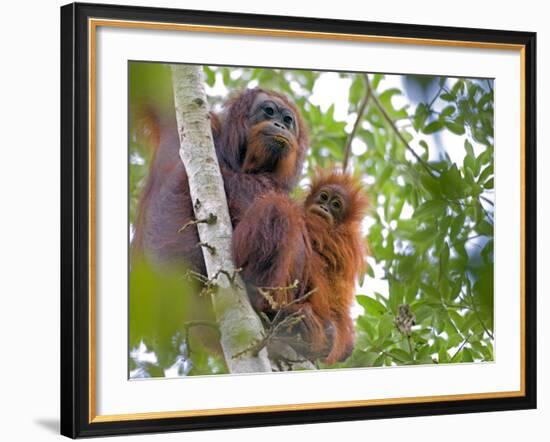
[
  {"x1": 342, "y1": 81, "x2": 371, "y2": 172},
  {"x1": 364, "y1": 73, "x2": 439, "y2": 179},
  {"x1": 171, "y1": 65, "x2": 272, "y2": 374}
]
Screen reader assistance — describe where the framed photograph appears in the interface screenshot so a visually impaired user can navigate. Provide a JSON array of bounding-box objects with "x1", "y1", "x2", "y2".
[{"x1": 60, "y1": 2, "x2": 537, "y2": 438}]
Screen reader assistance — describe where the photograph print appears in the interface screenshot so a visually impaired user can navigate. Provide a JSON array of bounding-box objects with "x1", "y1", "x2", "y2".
[{"x1": 128, "y1": 62, "x2": 495, "y2": 378}]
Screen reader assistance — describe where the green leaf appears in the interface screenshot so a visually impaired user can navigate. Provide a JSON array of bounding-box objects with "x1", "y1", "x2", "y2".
[
  {"x1": 481, "y1": 239, "x2": 494, "y2": 264},
  {"x1": 441, "y1": 106, "x2": 456, "y2": 117},
  {"x1": 377, "y1": 164, "x2": 394, "y2": 188},
  {"x1": 450, "y1": 212, "x2": 466, "y2": 239},
  {"x1": 379, "y1": 88, "x2": 407, "y2": 119},
  {"x1": 445, "y1": 121, "x2": 466, "y2": 135},
  {"x1": 462, "y1": 348, "x2": 474, "y2": 362},
  {"x1": 349, "y1": 75, "x2": 366, "y2": 105},
  {"x1": 464, "y1": 139, "x2": 475, "y2": 158},
  {"x1": 413, "y1": 199, "x2": 446, "y2": 219},
  {"x1": 415, "y1": 345, "x2": 433, "y2": 363},
  {"x1": 373, "y1": 353, "x2": 385, "y2": 367},
  {"x1": 378, "y1": 314, "x2": 394, "y2": 340},
  {"x1": 440, "y1": 164, "x2": 464, "y2": 199},
  {"x1": 477, "y1": 220, "x2": 493, "y2": 236},
  {"x1": 422, "y1": 120, "x2": 444, "y2": 134},
  {"x1": 356, "y1": 316, "x2": 376, "y2": 340},
  {"x1": 388, "y1": 349, "x2": 412, "y2": 364},
  {"x1": 388, "y1": 280, "x2": 405, "y2": 312},
  {"x1": 414, "y1": 305, "x2": 433, "y2": 324},
  {"x1": 451, "y1": 80, "x2": 465, "y2": 97},
  {"x1": 419, "y1": 172, "x2": 442, "y2": 197},
  {"x1": 350, "y1": 350, "x2": 379, "y2": 367},
  {"x1": 477, "y1": 147, "x2": 493, "y2": 166},
  {"x1": 411, "y1": 226, "x2": 436, "y2": 243},
  {"x1": 440, "y1": 242, "x2": 450, "y2": 270},
  {"x1": 478, "y1": 165, "x2": 494, "y2": 184},
  {"x1": 356, "y1": 295, "x2": 387, "y2": 317},
  {"x1": 371, "y1": 74, "x2": 384, "y2": 90},
  {"x1": 414, "y1": 103, "x2": 430, "y2": 131},
  {"x1": 203, "y1": 66, "x2": 216, "y2": 87}
]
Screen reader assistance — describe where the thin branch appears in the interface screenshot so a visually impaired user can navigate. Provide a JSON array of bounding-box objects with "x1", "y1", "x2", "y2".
[
  {"x1": 448, "y1": 234, "x2": 485, "y2": 251},
  {"x1": 233, "y1": 310, "x2": 306, "y2": 359},
  {"x1": 342, "y1": 83, "x2": 371, "y2": 172},
  {"x1": 480, "y1": 195, "x2": 495, "y2": 207},
  {"x1": 233, "y1": 288, "x2": 318, "y2": 359},
  {"x1": 465, "y1": 288, "x2": 495, "y2": 341},
  {"x1": 472, "y1": 308, "x2": 494, "y2": 340},
  {"x1": 449, "y1": 334, "x2": 472, "y2": 363},
  {"x1": 427, "y1": 84, "x2": 445, "y2": 109},
  {"x1": 407, "y1": 336, "x2": 415, "y2": 360},
  {"x1": 211, "y1": 267, "x2": 242, "y2": 287},
  {"x1": 197, "y1": 242, "x2": 216, "y2": 255},
  {"x1": 183, "y1": 269, "x2": 209, "y2": 284},
  {"x1": 256, "y1": 280, "x2": 302, "y2": 310},
  {"x1": 364, "y1": 73, "x2": 438, "y2": 179},
  {"x1": 267, "y1": 287, "x2": 317, "y2": 330},
  {"x1": 178, "y1": 213, "x2": 217, "y2": 233}
]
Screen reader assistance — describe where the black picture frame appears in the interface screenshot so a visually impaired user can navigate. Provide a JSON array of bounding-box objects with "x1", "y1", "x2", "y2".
[{"x1": 60, "y1": 2, "x2": 537, "y2": 438}]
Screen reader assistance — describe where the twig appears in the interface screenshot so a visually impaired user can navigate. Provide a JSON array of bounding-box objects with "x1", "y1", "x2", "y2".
[
  {"x1": 449, "y1": 334, "x2": 472, "y2": 363},
  {"x1": 267, "y1": 287, "x2": 317, "y2": 332},
  {"x1": 448, "y1": 234, "x2": 484, "y2": 252},
  {"x1": 233, "y1": 309, "x2": 306, "y2": 358},
  {"x1": 257, "y1": 279, "x2": 300, "y2": 310},
  {"x1": 480, "y1": 195, "x2": 495, "y2": 207},
  {"x1": 233, "y1": 287, "x2": 318, "y2": 358},
  {"x1": 183, "y1": 269, "x2": 218, "y2": 297},
  {"x1": 258, "y1": 279, "x2": 300, "y2": 293},
  {"x1": 364, "y1": 73, "x2": 438, "y2": 179},
  {"x1": 472, "y1": 308, "x2": 494, "y2": 340},
  {"x1": 427, "y1": 84, "x2": 445, "y2": 109},
  {"x1": 280, "y1": 287, "x2": 317, "y2": 310},
  {"x1": 464, "y1": 287, "x2": 494, "y2": 341},
  {"x1": 178, "y1": 213, "x2": 217, "y2": 233},
  {"x1": 211, "y1": 267, "x2": 242, "y2": 287},
  {"x1": 342, "y1": 83, "x2": 371, "y2": 172},
  {"x1": 183, "y1": 269, "x2": 209, "y2": 284},
  {"x1": 197, "y1": 242, "x2": 216, "y2": 255},
  {"x1": 407, "y1": 336, "x2": 415, "y2": 360}
]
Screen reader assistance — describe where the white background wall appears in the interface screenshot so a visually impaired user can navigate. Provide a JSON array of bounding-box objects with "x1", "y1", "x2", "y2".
[{"x1": 0, "y1": 0, "x2": 545, "y2": 440}]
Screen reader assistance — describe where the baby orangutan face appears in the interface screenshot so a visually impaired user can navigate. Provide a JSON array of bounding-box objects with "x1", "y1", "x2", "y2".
[{"x1": 307, "y1": 184, "x2": 349, "y2": 226}]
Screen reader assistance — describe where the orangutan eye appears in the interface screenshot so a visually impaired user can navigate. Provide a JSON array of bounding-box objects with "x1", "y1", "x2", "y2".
[
  {"x1": 264, "y1": 105, "x2": 275, "y2": 116},
  {"x1": 332, "y1": 200, "x2": 342, "y2": 211},
  {"x1": 283, "y1": 115, "x2": 293, "y2": 126},
  {"x1": 319, "y1": 191, "x2": 329, "y2": 202}
]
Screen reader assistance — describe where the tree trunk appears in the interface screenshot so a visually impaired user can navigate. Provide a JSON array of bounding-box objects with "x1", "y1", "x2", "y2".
[{"x1": 171, "y1": 64, "x2": 272, "y2": 374}]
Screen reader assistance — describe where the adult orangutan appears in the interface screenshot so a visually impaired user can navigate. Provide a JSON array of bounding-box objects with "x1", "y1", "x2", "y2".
[
  {"x1": 131, "y1": 87, "x2": 309, "y2": 358},
  {"x1": 233, "y1": 171, "x2": 368, "y2": 364},
  {"x1": 131, "y1": 87, "x2": 308, "y2": 274}
]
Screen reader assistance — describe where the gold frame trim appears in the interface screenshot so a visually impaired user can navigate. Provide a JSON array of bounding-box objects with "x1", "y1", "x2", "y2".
[{"x1": 88, "y1": 18, "x2": 527, "y2": 424}]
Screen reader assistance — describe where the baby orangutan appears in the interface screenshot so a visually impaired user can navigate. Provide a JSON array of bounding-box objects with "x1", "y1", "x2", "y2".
[
  {"x1": 297, "y1": 171, "x2": 368, "y2": 364},
  {"x1": 232, "y1": 171, "x2": 368, "y2": 364}
]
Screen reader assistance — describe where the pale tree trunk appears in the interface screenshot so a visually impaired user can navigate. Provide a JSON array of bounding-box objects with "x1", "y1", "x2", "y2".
[{"x1": 171, "y1": 64, "x2": 272, "y2": 374}]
